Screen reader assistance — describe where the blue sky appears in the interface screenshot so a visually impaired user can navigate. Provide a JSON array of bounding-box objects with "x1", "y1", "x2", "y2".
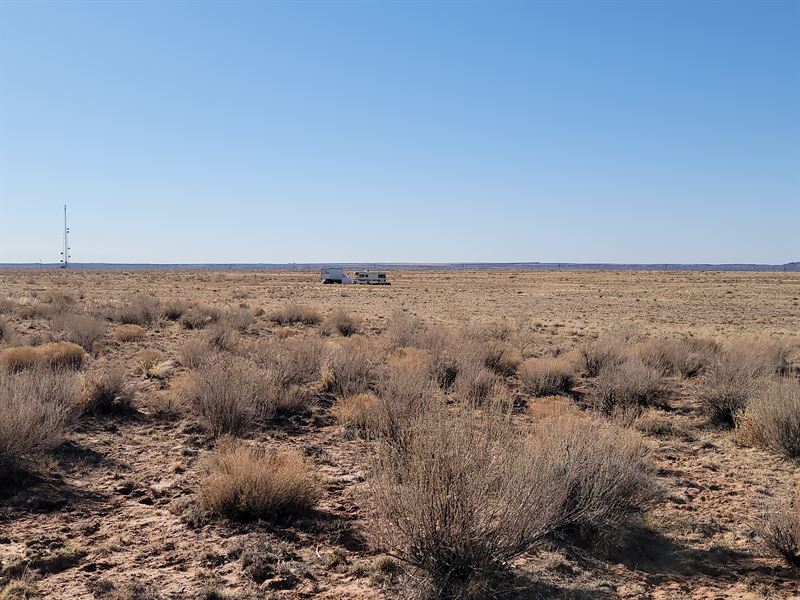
[{"x1": 1, "y1": 0, "x2": 798, "y2": 264}]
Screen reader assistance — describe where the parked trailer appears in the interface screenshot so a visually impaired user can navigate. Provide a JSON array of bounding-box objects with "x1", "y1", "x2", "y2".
[
  {"x1": 320, "y1": 268, "x2": 391, "y2": 285},
  {"x1": 321, "y1": 268, "x2": 352, "y2": 284},
  {"x1": 352, "y1": 270, "x2": 390, "y2": 285}
]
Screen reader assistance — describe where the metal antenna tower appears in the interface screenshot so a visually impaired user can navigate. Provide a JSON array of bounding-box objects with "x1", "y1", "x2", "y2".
[{"x1": 59, "y1": 204, "x2": 70, "y2": 268}]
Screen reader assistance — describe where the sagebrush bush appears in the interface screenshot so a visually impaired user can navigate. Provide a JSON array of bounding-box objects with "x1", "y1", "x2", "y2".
[
  {"x1": 579, "y1": 338, "x2": 624, "y2": 377},
  {"x1": 757, "y1": 488, "x2": 800, "y2": 570},
  {"x1": 321, "y1": 309, "x2": 360, "y2": 337},
  {"x1": 224, "y1": 308, "x2": 255, "y2": 332},
  {"x1": 179, "y1": 305, "x2": 222, "y2": 330},
  {"x1": 321, "y1": 340, "x2": 380, "y2": 398},
  {"x1": 112, "y1": 324, "x2": 146, "y2": 342},
  {"x1": 485, "y1": 343, "x2": 522, "y2": 377},
  {"x1": 699, "y1": 352, "x2": 764, "y2": 426},
  {"x1": 161, "y1": 299, "x2": 192, "y2": 321},
  {"x1": 205, "y1": 324, "x2": 240, "y2": 353},
  {"x1": 385, "y1": 311, "x2": 427, "y2": 349},
  {"x1": 592, "y1": 359, "x2": 671, "y2": 416},
  {"x1": 634, "y1": 337, "x2": 718, "y2": 378},
  {"x1": 531, "y1": 412, "x2": 660, "y2": 548},
  {"x1": 519, "y1": 357, "x2": 575, "y2": 396},
  {"x1": 739, "y1": 378, "x2": 800, "y2": 459},
  {"x1": 367, "y1": 406, "x2": 658, "y2": 597},
  {"x1": 82, "y1": 365, "x2": 134, "y2": 415},
  {"x1": 178, "y1": 357, "x2": 268, "y2": 436},
  {"x1": 199, "y1": 438, "x2": 319, "y2": 521},
  {"x1": 254, "y1": 336, "x2": 325, "y2": 387},
  {"x1": 452, "y1": 362, "x2": 499, "y2": 405},
  {"x1": 0, "y1": 367, "x2": 80, "y2": 476},
  {"x1": 118, "y1": 294, "x2": 160, "y2": 326},
  {"x1": 0, "y1": 316, "x2": 16, "y2": 345},
  {"x1": 179, "y1": 338, "x2": 211, "y2": 368},
  {"x1": 268, "y1": 304, "x2": 321, "y2": 326},
  {"x1": 375, "y1": 363, "x2": 436, "y2": 442},
  {"x1": 53, "y1": 313, "x2": 107, "y2": 351}
]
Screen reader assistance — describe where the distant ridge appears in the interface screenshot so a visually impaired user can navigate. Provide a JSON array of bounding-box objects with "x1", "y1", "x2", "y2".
[{"x1": 1, "y1": 262, "x2": 798, "y2": 272}]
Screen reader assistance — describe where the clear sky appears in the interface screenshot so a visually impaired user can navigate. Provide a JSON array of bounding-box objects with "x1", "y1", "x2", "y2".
[{"x1": 1, "y1": 0, "x2": 798, "y2": 264}]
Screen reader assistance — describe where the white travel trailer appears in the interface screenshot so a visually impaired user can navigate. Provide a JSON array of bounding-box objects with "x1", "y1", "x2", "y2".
[
  {"x1": 352, "y1": 270, "x2": 390, "y2": 285},
  {"x1": 320, "y1": 268, "x2": 352, "y2": 284},
  {"x1": 320, "y1": 268, "x2": 391, "y2": 285}
]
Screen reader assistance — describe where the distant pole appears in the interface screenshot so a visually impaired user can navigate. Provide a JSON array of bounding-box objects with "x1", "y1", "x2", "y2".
[{"x1": 60, "y1": 204, "x2": 70, "y2": 269}]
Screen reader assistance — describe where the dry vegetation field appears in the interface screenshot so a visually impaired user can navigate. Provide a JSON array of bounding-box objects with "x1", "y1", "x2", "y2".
[{"x1": 0, "y1": 268, "x2": 799, "y2": 600}]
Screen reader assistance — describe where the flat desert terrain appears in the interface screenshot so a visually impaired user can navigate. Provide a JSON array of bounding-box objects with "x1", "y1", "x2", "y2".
[{"x1": 1, "y1": 269, "x2": 799, "y2": 599}]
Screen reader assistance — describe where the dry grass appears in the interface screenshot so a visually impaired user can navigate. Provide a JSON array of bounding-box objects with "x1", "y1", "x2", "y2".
[
  {"x1": 178, "y1": 357, "x2": 269, "y2": 436},
  {"x1": 224, "y1": 308, "x2": 255, "y2": 332},
  {"x1": 112, "y1": 324, "x2": 146, "y2": 342},
  {"x1": 0, "y1": 347, "x2": 40, "y2": 373},
  {"x1": 199, "y1": 438, "x2": 320, "y2": 521},
  {"x1": 333, "y1": 393, "x2": 381, "y2": 437},
  {"x1": 592, "y1": 359, "x2": 671, "y2": 416},
  {"x1": 485, "y1": 343, "x2": 522, "y2": 377},
  {"x1": 34, "y1": 342, "x2": 85, "y2": 370},
  {"x1": 519, "y1": 357, "x2": 576, "y2": 396},
  {"x1": 451, "y1": 361, "x2": 499, "y2": 405},
  {"x1": 117, "y1": 294, "x2": 160, "y2": 326},
  {"x1": 385, "y1": 311, "x2": 427, "y2": 349},
  {"x1": 367, "y1": 406, "x2": 658, "y2": 597},
  {"x1": 0, "y1": 367, "x2": 80, "y2": 477},
  {"x1": 82, "y1": 365, "x2": 134, "y2": 415},
  {"x1": 756, "y1": 488, "x2": 800, "y2": 570},
  {"x1": 0, "y1": 316, "x2": 16, "y2": 346},
  {"x1": 161, "y1": 299, "x2": 192, "y2": 321},
  {"x1": 268, "y1": 304, "x2": 321, "y2": 326},
  {"x1": 738, "y1": 378, "x2": 800, "y2": 459},
  {"x1": 52, "y1": 313, "x2": 107, "y2": 351},
  {"x1": 321, "y1": 309, "x2": 360, "y2": 337},
  {"x1": 205, "y1": 324, "x2": 240, "y2": 353}
]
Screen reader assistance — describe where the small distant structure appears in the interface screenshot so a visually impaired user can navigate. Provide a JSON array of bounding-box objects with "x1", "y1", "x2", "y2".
[
  {"x1": 320, "y1": 267, "x2": 390, "y2": 285},
  {"x1": 59, "y1": 204, "x2": 71, "y2": 269}
]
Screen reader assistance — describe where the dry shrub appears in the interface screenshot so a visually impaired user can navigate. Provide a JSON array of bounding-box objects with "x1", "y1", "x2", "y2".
[
  {"x1": 41, "y1": 289, "x2": 76, "y2": 316},
  {"x1": 179, "y1": 338, "x2": 211, "y2": 369},
  {"x1": 333, "y1": 393, "x2": 381, "y2": 436},
  {"x1": 387, "y1": 347, "x2": 432, "y2": 371},
  {"x1": 727, "y1": 339, "x2": 791, "y2": 376},
  {"x1": 199, "y1": 438, "x2": 319, "y2": 521},
  {"x1": 178, "y1": 357, "x2": 268, "y2": 436},
  {"x1": 268, "y1": 304, "x2": 321, "y2": 326},
  {"x1": 385, "y1": 311, "x2": 427, "y2": 349},
  {"x1": 367, "y1": 407, "x2": 657, "y2": 597},
  {"x1": 53, "y1": 313, "x2": 106, "y2": 351},
  {"x1": 118, "y1": 294, "x2": 160, "y2": 326},
  {"x1": 321, "y1": 339, "x2": 380, "y2": 398},
  {"x1": 633, "y1": 409, "x2": 693, "y2": 440},
  {"x1": 82, "y1": 365, "x2": 134, "y2": 415},
  {"x1": 592, "y1": 359, "x2": 671, "y2": 416},
  {"x1": 321, "y1": 309, "x2": 360, "y2": 337},
  {"x1": 270, "y1": 384, "x2": 314, "y2": 418},
  {"x1": 421, "y1": 326, "x2": 463, "y2": 389},
  {"x1": 113, "y1": 324, "x2": 146, "y2": 342},
  {"x1": 756, "y1": 488, "x2": 800, "y2": 570},
  {"x1": 532, "y1": 412, "x2": 660, "y2": 549},
  {"x1": 134, "y1": 349, "x2": 164, "y2": 375},
  {"x1": 579, "y1": 338, "x2": 625, "y2": 377},
  {"x1": 37, "y1": 342, "x2": 85, "y2": 370},
  {"x1": 161, "y1": 299, "x2": 191, "y2": 321},
  {"x1": 739, "y1": 378, "x2": 800, "y2": 459},
  {"x1": 452, "y1": 362, "x2": 499, "y2": 406},
  {"x1": 205, "y1": 324, "x2": 240, "y2": 353},
  {"x1": 699, "y1": 352, "x2": 765, "y2": 426},
  {"x1": 0, "y1": 347, "x2": 40, "y2": 373},
  {"x1": 519, "y1": 357, "x2": 575, "y2": 396},
  {"x1": 0, "y1": 367, "x2": 80, "y2": 476},
  {"x1": 486, "y1": 344, "x2": 522, "y2": 377},
  {"x1": 224, "y1": 308, "x2": 255, "y2": 332},
  {"x1": 375, "y1": 363, "x2": 437, "y2": 441},
  {"x1": 0, "y1": 297, "x2": 17, "y2": 315},
  {"x1": 179, "y1": 305, "x2": 222, "y2": 330},
  {"x1": 255, "y1": 336, "x2": 325, "y2": 387},
  {"x1": 0, "y1": 317, "x2": 17, "y2": 346},
  {"x1": 633, "y1": 337, "x2": 719, "y2": 378}
]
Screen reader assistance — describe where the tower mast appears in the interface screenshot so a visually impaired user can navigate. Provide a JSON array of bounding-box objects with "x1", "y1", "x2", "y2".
[{"x1": 60, "y1": 204, "x2": 70, "y2": 268}]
